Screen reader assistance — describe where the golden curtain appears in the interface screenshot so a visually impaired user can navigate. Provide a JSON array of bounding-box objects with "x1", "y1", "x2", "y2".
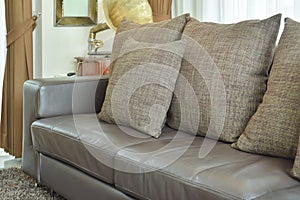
[
  {"x1": 1, "y1": 0, "x2": 36, "y2": 157},
  {"x1": 148, "y1": 0, "x2": 172, "y2": 22}
]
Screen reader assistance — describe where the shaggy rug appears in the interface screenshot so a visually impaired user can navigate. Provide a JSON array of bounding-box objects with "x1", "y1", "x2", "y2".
[{"x1": 0, "y1": 167, "x2": 65, "y2": 200}]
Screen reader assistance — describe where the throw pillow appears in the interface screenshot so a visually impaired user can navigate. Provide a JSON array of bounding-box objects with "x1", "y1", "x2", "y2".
[
  {"x1": 232, "y1": 18, "x2": 300, "y2": 159},
  {"x1": 98, "y1": 38, "x2": 186, "y2": 138},
  {"x1": 110, "y1": 13, "x2": 190, "y2": 72},
  {"x1": 291, "y1": 136, "x2": 300, "y2": 180},
  {"x1": 167, "y1": 14, "x2": 281, "y2": 142}
]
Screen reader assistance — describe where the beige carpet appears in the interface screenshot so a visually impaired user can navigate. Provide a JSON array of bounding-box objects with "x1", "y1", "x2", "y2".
[{"x1": 0, "y1": 167, "x2": 65, "y2": 200}]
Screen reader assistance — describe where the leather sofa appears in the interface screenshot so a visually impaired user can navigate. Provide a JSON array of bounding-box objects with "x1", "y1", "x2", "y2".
[{"x1": 22, "y1": 76, "x2": 300, "y2": 200}]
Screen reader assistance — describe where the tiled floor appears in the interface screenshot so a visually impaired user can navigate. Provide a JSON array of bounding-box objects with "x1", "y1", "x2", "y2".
[{"x1": 0, "y1": 148, "x2": 21, "y2": 169}]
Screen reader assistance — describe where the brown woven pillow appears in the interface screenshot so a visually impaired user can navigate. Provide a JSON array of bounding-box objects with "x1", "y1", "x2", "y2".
[
  {"x1": 110, "y1": 13, "x2": 190, "y2": 72},
  {"x1": 232, "y1": 18, "x2": 300, "y2": 161},
  {"x1": 291, "y1": 136, "x2": 300, "y2": 180},
  {"x1": 98, "y1": 38, "x2": 186, "y2": 138},
  {"x1": 167, "y1": 14, "x2": 281, "y2": 142}
]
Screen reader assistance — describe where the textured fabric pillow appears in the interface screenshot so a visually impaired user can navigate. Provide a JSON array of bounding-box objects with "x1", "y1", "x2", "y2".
[
  {"x1": 167, "y1": 14, "x2": 281, "y2": 142},
  {"x1": 110, "y1": 13, "x2": 190, "y2": 72},
  {"x1": 98, "y1": 38, "x2": 186, "y2": 138},
  {"x1": 232, "y1": 18, "x2": 300, "y2": 159},
  {"x1": 291, "y1": 136, "x2": 300, "y2": 180}
]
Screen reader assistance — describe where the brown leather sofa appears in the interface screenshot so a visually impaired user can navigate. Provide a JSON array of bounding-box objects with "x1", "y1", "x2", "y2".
[{"x1": 22, "y1": 76, "x2": 300, "y2": 200}]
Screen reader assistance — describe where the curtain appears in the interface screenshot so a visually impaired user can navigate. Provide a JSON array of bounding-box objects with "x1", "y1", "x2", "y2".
[
  {"x1": 148, "y1": 0, "x2": 172, "y2": 22},
  {"x1": 0, "y1": 0, "x2": 6, "y2": 120},
  {"x1": 0, "y1": 0, "x2": 36, "y2": 157},
  {"x1": 172, "y1": 0, "x2": 300, "y2": 23}
]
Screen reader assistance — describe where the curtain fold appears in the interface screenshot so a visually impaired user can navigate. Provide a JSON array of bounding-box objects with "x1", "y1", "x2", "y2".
[
  {"x1": 0, "y1": 0, "x2": 35, "y2": 157},
  {"x1": 0, "y1": 0, "x2": 7, "y2": 122},
  {"x1": 148, "y1": 0, "x2": 172, "y2": 22}
]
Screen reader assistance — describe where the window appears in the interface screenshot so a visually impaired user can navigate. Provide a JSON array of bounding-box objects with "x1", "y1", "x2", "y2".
[{"x1": 172, "y1": 0, "x2": 300, "y2": 23}]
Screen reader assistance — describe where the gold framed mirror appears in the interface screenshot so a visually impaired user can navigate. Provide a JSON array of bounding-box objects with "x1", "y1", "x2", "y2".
[{"x1": 55, "y1": 0, "x2": 97, "y2": 26}]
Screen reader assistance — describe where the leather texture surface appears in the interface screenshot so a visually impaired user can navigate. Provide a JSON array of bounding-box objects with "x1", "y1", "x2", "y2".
[
  {"x1": 22, "y1": 76, "x2": 108, "y2": 179},
  {"x1": 40, "y1": 154, "x2": 133, "y2": 200},
  {"x1": 114, "y1": 137, "x2": 299, "y2": 200},
  {"x1": 31, "y1": 114, "x2": 177, "y2": 184},
  {"x1": 33, "y1": 76, "x2": 108, "y2": 118},
  {"x1": 31, "y1": 114, "x2": 299, "y2": 200},
  {"x1": 255, "y1": 185, "x2": 300, "y2": 200},
  {"x1": 24, "y1": 77, "x2": 300, "y2": 200}
]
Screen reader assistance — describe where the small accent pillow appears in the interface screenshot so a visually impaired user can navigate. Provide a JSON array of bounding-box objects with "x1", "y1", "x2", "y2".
[
  {"x1": 232, "y1": 18, "x2": 300, "y2": 160},
  {"x1": 167, "y1": 14, "x2": 281, "y2": 142},
  {"x1": 98, "y1": 38, "x2": 186, "y2": 138},
  {"x1": 110, "y1": 13, "x2": 190, "y2": 72},
  {"x1": 291, "y1": 136, "x2": 300, "y2": 180}
]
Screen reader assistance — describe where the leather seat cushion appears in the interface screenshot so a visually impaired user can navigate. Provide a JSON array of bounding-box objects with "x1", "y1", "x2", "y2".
[
  {"x1": 255, "y1": 185, "x2": 300, "y2": 200},
  {"x1": 114, "y1": 137, "x2": 300, "y2": 200},
  {"x1": 31, "y1": 114, "x2": 300, "y2": 199},
  {"x1": 31, "y1": 114, "x2": 177, "y2": 184}
]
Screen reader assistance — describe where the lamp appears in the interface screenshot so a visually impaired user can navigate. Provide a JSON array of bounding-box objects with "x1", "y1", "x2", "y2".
[{"x1": 88, "y1": 0, "x2": 153, "y2": 54}]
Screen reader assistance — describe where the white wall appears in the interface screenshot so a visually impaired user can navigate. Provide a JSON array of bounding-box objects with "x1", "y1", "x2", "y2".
[{"x1": 33, "y1": 0, "x2": 115, "y2": 78}]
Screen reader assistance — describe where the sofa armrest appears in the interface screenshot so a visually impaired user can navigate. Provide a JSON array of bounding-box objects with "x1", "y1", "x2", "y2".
[{"x1": 22, "y1": 75, "x2": 109, "y2": 179}]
